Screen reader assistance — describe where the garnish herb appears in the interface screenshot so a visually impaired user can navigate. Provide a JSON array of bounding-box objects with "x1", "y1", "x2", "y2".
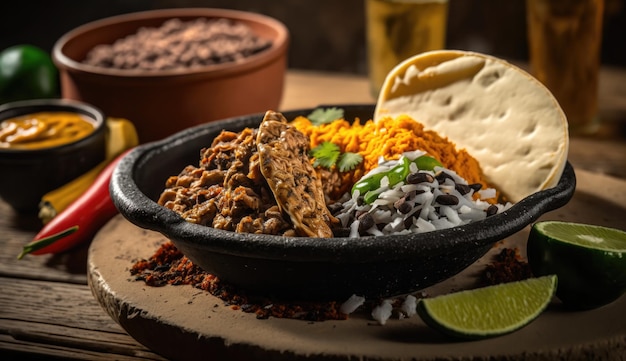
[
  {"x1": 337, "y1": 152, "x2": 363, "y2": 172},
  {"x1": 306, "y1": 107, "x2": 363, "y2": 172},
  {"x1": 307, "y1": 107, "x2": 345, "y2": 126},
  {"x1": 310, "y1": 141, "x2": 363, "y2": 172},
  {"x1": 311, "y1": 142, "x2": 340, "y2": 168}
]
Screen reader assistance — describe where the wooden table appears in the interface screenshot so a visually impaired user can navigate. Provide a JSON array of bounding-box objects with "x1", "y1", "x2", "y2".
[{"x1": 1, "y1": 68, "x2": 626, "y2": 360}]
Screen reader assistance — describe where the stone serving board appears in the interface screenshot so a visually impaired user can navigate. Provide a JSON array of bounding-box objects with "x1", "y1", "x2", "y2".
[{"x1": 88, "y1": 169, "x2": 626, "y2": 361}]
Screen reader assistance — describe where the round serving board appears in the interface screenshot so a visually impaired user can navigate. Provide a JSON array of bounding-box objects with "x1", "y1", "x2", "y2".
[{"x1": 88, "y1": 169, "x2": 626, "y2": 361}]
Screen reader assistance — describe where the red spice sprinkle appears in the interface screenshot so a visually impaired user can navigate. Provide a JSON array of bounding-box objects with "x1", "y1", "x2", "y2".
[
  {"x1": 130, "y1": 241, "x2": 348, "y2": 321},
  {"x1": 480, "y1": 247, "x2": 533, "y2": 286}
]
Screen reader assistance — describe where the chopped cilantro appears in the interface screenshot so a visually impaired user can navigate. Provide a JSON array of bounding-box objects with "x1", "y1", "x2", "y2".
[
  {"x1": 308, "y1": 107, "x2": 345, "y2": 126},
  {"x1": 305, "y1": 108, "x2": 363, "y2": 171},
  {"x1": 338, "y1": 152, "x2": 363, "y2": 172},
  {"x1": 310, "y1": 142, "x2": 340, "y2": 169},
  {"x1": 309, "y1": 142, "x2": 363, "y2": 172}
]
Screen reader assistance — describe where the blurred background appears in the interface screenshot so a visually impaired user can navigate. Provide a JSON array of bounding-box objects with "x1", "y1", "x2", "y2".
[{"x1": 2, "y1": 0, "x2": 624, "y2": 73}]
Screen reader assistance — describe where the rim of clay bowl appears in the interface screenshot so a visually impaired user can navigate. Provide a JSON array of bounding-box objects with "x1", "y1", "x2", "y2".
[
  {"x1": 110, "y1": 105, "x2": 577, "y2": 264},
  {"x1": 0, "y1": 98, "x2": 106, "y2": 156},
  {"x1": 52, "y1": 8, "x2": 289, "y2": 80}
]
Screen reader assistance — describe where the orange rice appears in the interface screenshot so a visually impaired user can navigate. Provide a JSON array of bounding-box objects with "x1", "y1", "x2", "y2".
[{"x1": 291, "y1": 114, "x2": 490, "y2": 200}]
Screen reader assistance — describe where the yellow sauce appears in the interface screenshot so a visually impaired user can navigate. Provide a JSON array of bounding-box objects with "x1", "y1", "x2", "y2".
[{"x1": 0, "y1": 111, "x2": 96, "y2": 149}]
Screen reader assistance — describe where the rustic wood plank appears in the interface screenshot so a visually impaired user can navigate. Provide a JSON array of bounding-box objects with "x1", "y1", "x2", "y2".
[
  {"x1": 0, "y1": 277, "x2": 122, "y2": 333},
  {"x1": 0, "y1": 277, "x2": 165, "y2": 360},
  {"x1": 0, "y1": 200, "x2": 89, "y2": 284},
  {"x1": 0, "y1": 335, "x2": 166, "y2": 361}
]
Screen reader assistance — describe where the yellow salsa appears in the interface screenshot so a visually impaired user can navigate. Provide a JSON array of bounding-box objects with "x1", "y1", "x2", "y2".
[{"x1": 0, "y1": 111, "x2": 96, "y2": 149}]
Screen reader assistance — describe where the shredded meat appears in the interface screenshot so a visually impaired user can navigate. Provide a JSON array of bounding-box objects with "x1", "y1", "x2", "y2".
[
  {"x1": 157, "y1": 111, "x2": 335, "y2": 237},
  {"x1": 158, "y1": 127, "x2": 293, "y2": 235},
  {"x1": 257, "y1": 111, "x2": 337, "y2": 237}
]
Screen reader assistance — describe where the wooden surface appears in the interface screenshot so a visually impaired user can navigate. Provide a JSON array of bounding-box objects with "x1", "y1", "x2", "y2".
[{"x1": 2, "y1": 67, "x2": 626, "y2": 360}]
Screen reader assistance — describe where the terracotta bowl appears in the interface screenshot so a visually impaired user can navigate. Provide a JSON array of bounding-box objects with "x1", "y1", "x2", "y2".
[
  {"x1": 0, "y1": 99, "x2": 106, "y2": 213},
  {"x1": 110, "y1": 105, "x2": 576, "y2": 301},
  {"x1": 52, "y1": 8, "x2": 289, "y2": 143}
]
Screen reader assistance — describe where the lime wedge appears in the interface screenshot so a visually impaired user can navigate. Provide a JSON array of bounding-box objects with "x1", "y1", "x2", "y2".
[
  {"x1": 416, "y1": 275, "x2": 557, "y2": 339},
  {"x1": 527, "y1": 221, "x2": 626, "y2": 310}
]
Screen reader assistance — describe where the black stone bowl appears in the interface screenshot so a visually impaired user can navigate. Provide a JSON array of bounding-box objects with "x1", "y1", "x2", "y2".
[{"x1": 110, "y1": 104, "x2": 576, "y2": 301}]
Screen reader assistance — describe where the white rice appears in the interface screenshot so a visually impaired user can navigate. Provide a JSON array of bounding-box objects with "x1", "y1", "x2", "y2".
[
  {"x1": 339, "y1": 294, "x2": 365, "y2": 314},
  {"x1": 371, "y1": 299, "x2": 394, "y2": 325},
  {"x1": 334, "y1": 152, "x2": 513, "y2": 237},
  {"x1": 340, "y1": 293, "x2": 422, "y2": 324},
  {"x1": 400, "y1": 295, "x2": 417, "y2": 317}
]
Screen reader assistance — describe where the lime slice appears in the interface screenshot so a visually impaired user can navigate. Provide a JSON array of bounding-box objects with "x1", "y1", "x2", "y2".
[
  {"x1": 527, "y1": 221, "x2": 626, "y2": 310},
  {"x1": 416, "y1": 275, "x2": 557, "y2": 339}
]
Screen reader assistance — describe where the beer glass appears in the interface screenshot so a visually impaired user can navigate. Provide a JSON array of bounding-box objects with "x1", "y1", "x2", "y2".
[
  {"x1": 526, "y1": 0, "x2": 604, "y2": 134},
  {"x1": 365, "y1": 0, "x2": 448, "y2": 97}
]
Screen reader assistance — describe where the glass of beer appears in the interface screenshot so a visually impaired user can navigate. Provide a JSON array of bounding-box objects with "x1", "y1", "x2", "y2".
[
  {"x1": 365, "y1": 0, "x2": 448, "y2": 97},
  {"x1": 526, "y1": 0, "x2": 604, "y2": 135}
]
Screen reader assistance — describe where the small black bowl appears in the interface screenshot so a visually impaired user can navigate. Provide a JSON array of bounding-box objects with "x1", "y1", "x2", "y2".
[
  {"x1": 110, "y1": 104, "x2": 576, "y2": 301},
  {"x1": 0, "y1": 99, "x2": 106, "y2": 213}
]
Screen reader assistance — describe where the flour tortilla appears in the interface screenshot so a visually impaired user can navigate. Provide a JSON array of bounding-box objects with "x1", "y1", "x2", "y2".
[{"x1": 374, "y1": 50, "x2": 569, "y2": 202}]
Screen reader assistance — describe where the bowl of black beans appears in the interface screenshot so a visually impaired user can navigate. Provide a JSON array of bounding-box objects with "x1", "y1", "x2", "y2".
[{"x1": 53, "y1": 8, "x2": 289, "y2": 143}]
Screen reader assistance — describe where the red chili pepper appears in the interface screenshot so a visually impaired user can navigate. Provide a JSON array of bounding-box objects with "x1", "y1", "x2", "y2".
[{"x1": 17, "y1": 149, "x2": 132, "y2": 259}]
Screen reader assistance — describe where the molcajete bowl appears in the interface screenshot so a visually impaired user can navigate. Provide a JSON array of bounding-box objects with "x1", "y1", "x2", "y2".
[{"x1": 110, "y1": 104, "x2": 576, "y2": 301}]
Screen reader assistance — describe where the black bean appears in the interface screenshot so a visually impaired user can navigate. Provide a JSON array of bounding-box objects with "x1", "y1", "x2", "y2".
[
  {"x1": 395, "y1": 199, "x2": 413, "y2": 214},
  {"x1": 455, "y1": 183, "x2": 472, "y2": 195},
  {"x1": 469, "y1": 183, "x2": 483, "y2": 192},
  {"x1": 435, "y1": 194, "x2": 459, "y2": 205},
  {"x1": 358, "y1": 213, "x2": 375, "y2": 232},
  {"x1": 404, "y1": 216, "x2": 415, "y2": 229},
  {"x1": 486, "y1": 204, "x2": 499, "y2": 216},
  {"x1": 435, "y1": 171, "x2": 454, "y2": 184},
  {"x1": 327, "y1": 202, "x2": 344, "y2": 215},
  {"x1": 407, "y1": 172, "x2": 434, "y2": 184}
]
